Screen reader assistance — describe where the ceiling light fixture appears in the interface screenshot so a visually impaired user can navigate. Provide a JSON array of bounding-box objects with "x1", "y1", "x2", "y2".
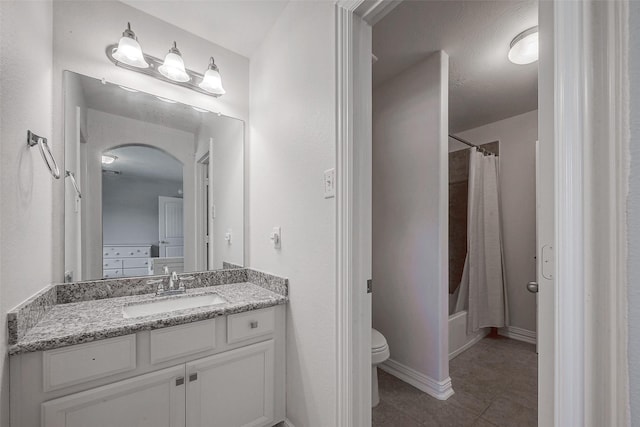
[
  {"x1": 158, "y1": 42, "x2": 190, "y2": 83},
  {"x1": 106, "y1": 24, "x2": 225, "y2": 98},
  {"x1": 508, "y1": 26, "x2": 539, "y2": 65},
  {"x1": 102, "y1": 154, "x2": 118, "y2": 165},
  {"x1": 199, "y1": 57, "x2": 226, "y2": 95},
  {"x1": 111, "y1": 23, "x2": 149, "y2": 69}
]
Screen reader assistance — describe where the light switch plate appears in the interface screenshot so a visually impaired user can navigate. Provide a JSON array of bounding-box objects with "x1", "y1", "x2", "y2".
[
  {"x1": 324, "y1": 168, "x2": 336, "y2": 198},
  {"x1": 270, "y1": 227, "x2": 281, "y2": 249}
]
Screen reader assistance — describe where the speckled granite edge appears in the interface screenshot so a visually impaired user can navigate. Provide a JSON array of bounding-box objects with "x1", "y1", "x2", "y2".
[
  {"x1": 9, "y1": 284, "x2": 287, "y2": 355},
  {"x1": 222, "y1": 261, "x2": 244, "y2": 269},
  {"x1": 247, "y1": 269, "x2": 289, "y2": 296},
  {"x1": 7, "y1": 285, "x2": 57, "y2": 345},
  {"x1": 56, "y1": 268, "x2": 249, "y2": 304}
]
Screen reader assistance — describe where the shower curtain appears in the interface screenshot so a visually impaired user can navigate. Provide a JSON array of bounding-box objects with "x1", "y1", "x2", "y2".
[{"x1": 454, "y1": 148, "x2": 508, "y2": 333}]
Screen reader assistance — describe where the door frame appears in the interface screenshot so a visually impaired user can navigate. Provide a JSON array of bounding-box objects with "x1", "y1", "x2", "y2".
[{"x1": 334, "y1": 0, "x2": 630, "y2": 426}]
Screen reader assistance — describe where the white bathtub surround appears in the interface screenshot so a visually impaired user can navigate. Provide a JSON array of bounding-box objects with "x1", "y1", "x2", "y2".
[
  {"x1": 455, "y1": 149, "x2": 508, "y2": 332},
  {"x1": 448, "y1": 310, "x2": 490, "y2": 360}
]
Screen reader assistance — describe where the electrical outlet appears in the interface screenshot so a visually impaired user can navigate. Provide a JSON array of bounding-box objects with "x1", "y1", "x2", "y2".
[{"x1": 324, "y1": 168, "x2": 335, "y2": 198}]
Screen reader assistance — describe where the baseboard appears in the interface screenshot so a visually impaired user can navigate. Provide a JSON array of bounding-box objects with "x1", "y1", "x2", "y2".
[
  {"x1": 380, "y1": 358, "x2": 455, "y2": 400},
  {"x1": 498, "y1": 326, "x2": 537, "y2": 345},
  {"x1": 283, "y1": 419, "x2": 296, "y2": 427},
  {"x1": 449, "y1": 328, "x2": 490, "y2": 360}
]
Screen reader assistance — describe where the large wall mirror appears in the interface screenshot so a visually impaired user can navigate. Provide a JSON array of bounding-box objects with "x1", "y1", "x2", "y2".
[{"x1": 63, "y1": 71, "x2": 244, "y2": 282}]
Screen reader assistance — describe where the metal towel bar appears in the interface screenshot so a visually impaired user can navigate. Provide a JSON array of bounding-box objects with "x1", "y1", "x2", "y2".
[
  {"x1": 65, "y1": 170, "x2": 82, "y2": 199},
  {"x1": 27, "y1": 130, "x2": 60, "y2": 179}
]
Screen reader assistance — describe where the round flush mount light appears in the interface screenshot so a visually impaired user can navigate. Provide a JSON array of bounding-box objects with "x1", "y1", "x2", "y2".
[
  {"x1": 101, "y1": 154, "x2": 117, "y2": 165},
  {"x1": 158, "y1": 41, "x2": 191, "y2": 83},
  {"x1": 112, "y1": 23, "x2": 149, "y2": 69},
  {"x1": 508, "y1": 26, "x2": 539, "y2": 65}
]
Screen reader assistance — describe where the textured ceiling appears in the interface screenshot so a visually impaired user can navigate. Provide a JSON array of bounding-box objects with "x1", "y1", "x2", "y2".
[
  {"x1": 373, "y1": 0, "x2": 538, "y2": 133},
  {"x1": 121, "y1": 0, "x2": 289, "y2": 58}
]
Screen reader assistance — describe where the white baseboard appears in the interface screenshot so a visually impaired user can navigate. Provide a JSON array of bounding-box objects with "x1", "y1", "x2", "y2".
[
  {"x1": 380, "y1": 358, "x2": 455, "y2": 400},
  {"x1": 283, "y1": 418, "x2": 296, "y2": 427},
  {"x1": 449, "y1": 328, "x2": 490, "y2": 360},
  {"x1": 498, "y1": 326, "x2": 537, "y2": 345}
]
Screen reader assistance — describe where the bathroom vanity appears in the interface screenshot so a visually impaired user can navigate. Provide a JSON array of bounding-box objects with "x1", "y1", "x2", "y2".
[{"x1": 8, "y1": 268, "x2": 287, "y2": 427}]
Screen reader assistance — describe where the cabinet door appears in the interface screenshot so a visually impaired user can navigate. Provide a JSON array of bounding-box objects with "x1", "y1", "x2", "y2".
[
  {"x1": 186, "y1": 340, "x2": 275, "y2": 427},
  {"x1": 42, "y1": 365, "x2": 186, "y2": 427}
]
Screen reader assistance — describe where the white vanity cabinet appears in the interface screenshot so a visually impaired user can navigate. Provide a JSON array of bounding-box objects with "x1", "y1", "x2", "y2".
[{"x1": 10, "y1": 306, "x2": 285, "y2": 427}]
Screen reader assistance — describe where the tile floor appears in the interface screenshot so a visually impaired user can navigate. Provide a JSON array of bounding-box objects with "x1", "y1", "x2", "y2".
[{"x1": 372, "y1": 335, "x2": 537, "y2": 426}]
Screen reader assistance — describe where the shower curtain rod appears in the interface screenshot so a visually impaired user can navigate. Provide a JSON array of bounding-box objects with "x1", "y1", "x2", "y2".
[{"x1": 448, "y1": 134, "x2": 494, "y2": 155}]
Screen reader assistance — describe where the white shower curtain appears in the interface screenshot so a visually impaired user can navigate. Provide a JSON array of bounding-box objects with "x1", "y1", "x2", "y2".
[{"x1": 454, "y1": 148, "x2": 508, "y2": 333}]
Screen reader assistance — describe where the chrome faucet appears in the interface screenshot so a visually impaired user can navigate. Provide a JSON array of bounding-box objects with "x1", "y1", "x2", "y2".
[{"x1": 148, "y1": 267, "x2": 193, "y2": 296}]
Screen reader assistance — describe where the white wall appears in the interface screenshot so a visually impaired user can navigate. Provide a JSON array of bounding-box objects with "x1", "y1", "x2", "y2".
[
  {"x1": 52, "y1": 0, "x2": 250, "y2": 280},
  {"x1": 456, "y1": 110, "x2": 538, "y2": 333},
  {"x1": 0, "y1": 1, "x2": 53, "y2": 424},
  {"x1": 83, "y1": 108, "x2": 195, "y2": 278},
  {"x1": 103, "y1": 175, "x2": 182, "y2": 246},
  {"x1": 249, "y1": 1, "x2": 337, "y2": 425},
  {"x1": 372, "y1": 52, "x2": 450, "y2": 384},
  {"x1": 628, "y1": 1, "x2": 640, "y2": 423}
]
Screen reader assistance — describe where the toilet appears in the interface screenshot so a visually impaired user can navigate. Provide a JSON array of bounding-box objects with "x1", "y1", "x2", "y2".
[{"x1": 371, "y1": 328, "x2": 390, "y2": 407}]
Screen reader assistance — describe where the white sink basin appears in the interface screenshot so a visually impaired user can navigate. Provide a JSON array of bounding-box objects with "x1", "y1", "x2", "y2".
[{"x1": 123, "y1": 294, "x2": 227, "y2": 319}]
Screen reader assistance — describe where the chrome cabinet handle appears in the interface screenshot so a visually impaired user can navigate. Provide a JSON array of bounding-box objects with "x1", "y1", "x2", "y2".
[
  {"x1": 189, "y1": 373, "x2": 198, "y2": 382},
  {"x1": 250, "y1": 321, "x2": 259, "y2": 329},
  {"x1": 176, "y1": 377, "x2": 184, "y2": 386},
  {"x1": 526, "y1": 281, "x2": 539, "y2": 293}
]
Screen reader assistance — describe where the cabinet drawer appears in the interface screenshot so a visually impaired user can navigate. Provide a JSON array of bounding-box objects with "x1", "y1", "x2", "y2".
[
  {"x1": 123, "y1": 267, "x2": 150, "y2": 277},
  {"x1": 123, "y1": 258, "x2": 149, "y2": 268},
  {"x1": 103, "y1": 259, "x2": 123, "y2": 269},
  {"x1": 227, "y1": 307, "x2": 275, "y2": 344},
  {"x1": 150, "y1": 319, "x2": 216, "y2": 364},
  {"x1": 121, "y1": 246, "x2": 151, "y2": 258},
  {"x1": 43, "y1": 335, "x2": 136, "y2": 392},
  {"x1": 103, "y1": 269, "x2": 123, "y2": 278}
]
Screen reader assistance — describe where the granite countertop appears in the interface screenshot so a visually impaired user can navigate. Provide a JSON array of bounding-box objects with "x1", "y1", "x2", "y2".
[{"x1": 9, "y1": 282, "x2": 287, "y2": 355}]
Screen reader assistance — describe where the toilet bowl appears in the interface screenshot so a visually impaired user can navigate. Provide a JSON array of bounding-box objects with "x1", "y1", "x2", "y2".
[{"x1": 371, "y1": 328, "x2": 390, "y2": 407}]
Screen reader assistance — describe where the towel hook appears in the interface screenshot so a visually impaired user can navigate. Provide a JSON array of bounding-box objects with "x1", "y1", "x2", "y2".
[{"x1": 27, "y1": 131, "x2": 60, "y2": 179}]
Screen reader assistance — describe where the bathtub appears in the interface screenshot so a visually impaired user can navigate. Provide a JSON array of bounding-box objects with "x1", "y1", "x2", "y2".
[{"x1": 448, "y1": 310, "x2": 490, "y2": 359}]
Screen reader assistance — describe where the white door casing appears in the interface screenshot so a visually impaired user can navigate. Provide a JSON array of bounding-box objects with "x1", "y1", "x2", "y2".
[
  {"x1": 159, "y1": 196, "x2": 184, "y2": 258},
  {"x1": 337, "y1": 0, "x2": 629, "y2": 426}
]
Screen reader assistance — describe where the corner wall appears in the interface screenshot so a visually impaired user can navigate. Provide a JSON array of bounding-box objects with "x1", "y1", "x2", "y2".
[
  {"x1": 249, "y1": 2, "x2": 337, "y2": 425},
  {"x1": 0, "y1": 2, "x2": 53, "y2": 424},
  {"x1": 372, "y1": 52, "x2": 450, "y2": 391},
  {"x1": 457, "y1": 110, "x2": 538, "y2": 334}
]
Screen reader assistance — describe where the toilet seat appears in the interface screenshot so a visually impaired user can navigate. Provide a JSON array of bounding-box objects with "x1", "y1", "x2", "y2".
[{"x1": 371, "y1": 329, "x2": 390, "y2": 365}]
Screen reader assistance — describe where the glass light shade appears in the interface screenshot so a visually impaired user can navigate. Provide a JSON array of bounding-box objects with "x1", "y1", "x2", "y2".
[
  {"x1": 199, "y1": 68, "x2": 226, "y2": 95},
  {"x1": 199, "y1": 58, "x2": 225, "y2": 95},
  {"x1": 112, "y1": 25, "x2": 149, "y2": 69},
  {"x1": 508, "y1": 27, "x2": 539, "y2": 65},
  {"x1": 102, "y1": 154, "x2": 117, "y2": 165},
  {"x1": 158, "y1": 42, "x2": 190, "y2": 83}
]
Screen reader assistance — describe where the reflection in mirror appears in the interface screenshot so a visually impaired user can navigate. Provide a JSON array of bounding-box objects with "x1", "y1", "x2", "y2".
[{"x1": 63, "y1": 71, "x2": 244, "y2": 282}]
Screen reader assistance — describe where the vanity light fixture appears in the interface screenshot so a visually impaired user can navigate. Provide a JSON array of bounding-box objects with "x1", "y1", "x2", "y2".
[
  {"x1": 106, "y1": 24, "x2": 225, "y2": 97},
  {"x1": 508, "y1": 26, "x2": 539, "y2": 65},
  {"x1": 158, "y1": 42, "x2": 190, "y2": 83},
  {"x1": 199, "y1": 57, "x2": 226, "y2": 95},
  {"x1": 102, "y1": 154, "x2": 117, "y2": 165},
  {"x1": 111, "y1": 23, "x2": 149, "y2": 69}
]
